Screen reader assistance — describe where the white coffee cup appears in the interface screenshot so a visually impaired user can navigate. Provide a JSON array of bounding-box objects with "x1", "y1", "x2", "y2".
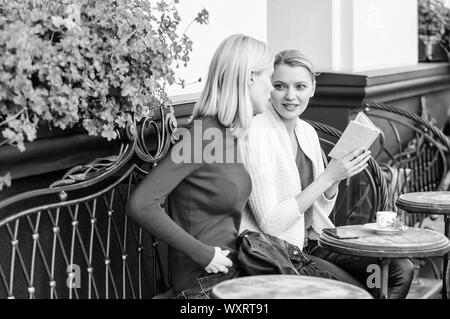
[{"x1": 376, "y1": 211, "x2": 397, "y2": 228}]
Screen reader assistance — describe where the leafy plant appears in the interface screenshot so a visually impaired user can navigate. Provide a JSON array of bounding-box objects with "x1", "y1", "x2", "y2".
[
  {"x1": 418, "y1": 0, "x2": 450, "y2": 55},
  {"x1": 0, "y1": 0, "x2": 208, "y2": 189}
]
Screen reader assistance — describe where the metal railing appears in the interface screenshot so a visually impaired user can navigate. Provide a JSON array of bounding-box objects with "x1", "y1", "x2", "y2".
[{"x1": 0, "y1": 105, "x2": 176, "y2": 299}]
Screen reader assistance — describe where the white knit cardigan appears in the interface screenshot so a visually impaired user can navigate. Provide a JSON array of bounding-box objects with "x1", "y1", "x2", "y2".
[{"x1": 239, "y1": 105, "x2": 336, "y2": 249}]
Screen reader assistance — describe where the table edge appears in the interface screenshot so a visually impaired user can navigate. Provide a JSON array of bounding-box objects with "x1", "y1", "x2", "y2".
[{"x1": 318, "y1": 235, "x2": 450, "y2": 258}]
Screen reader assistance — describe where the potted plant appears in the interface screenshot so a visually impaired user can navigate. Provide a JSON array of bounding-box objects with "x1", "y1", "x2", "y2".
[
  {"x1": 418, "y1": 0, "x2": 450, "y2": 62},
  {"x1": 0, "y1": 0, "x2": 208, "y2": 190},
  {"x1": 442, "y1": 8, "x2": 450, "y2": 57}
]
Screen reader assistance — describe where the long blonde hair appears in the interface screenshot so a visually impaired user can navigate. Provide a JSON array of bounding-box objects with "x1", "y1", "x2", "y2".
[{"x1": 192, "y1": 34, "x2": 273, "y2": 137}]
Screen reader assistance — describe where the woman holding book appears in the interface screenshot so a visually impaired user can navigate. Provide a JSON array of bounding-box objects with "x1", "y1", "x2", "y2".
[
  {"x1": 239, "y1": 49, "x2": 414, "y2": 298},
  {"x1": 127, "y1": 34, "x2": 274, "y2": 299}
]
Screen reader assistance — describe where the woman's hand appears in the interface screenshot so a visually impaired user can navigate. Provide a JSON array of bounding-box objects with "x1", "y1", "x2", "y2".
[
  {"x1": 204, "y1": 247, "x2": 233, "y2": 274},
  {"x1": 321, "y1": 148, "x2": 371, "y2": 184}
]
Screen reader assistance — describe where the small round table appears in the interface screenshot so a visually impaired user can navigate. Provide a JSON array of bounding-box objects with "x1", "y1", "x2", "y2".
[
  {"x1": 318, "y1": 225, "x2": 450, "y2": 299},
  {"x1": 210, "y1": 274, "x2": 373, "y2": 299},
  {"x1": 396, "y1": 191, "x2": 450, "y2": 299}
]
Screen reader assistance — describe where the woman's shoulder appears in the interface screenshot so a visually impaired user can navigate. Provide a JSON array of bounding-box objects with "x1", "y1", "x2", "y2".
[
  {"x1": 296, "y1": 118, "x2": 319, "y2": 138},
  {"x1": 180, "y1": 116, "x2": 229, "y2": 144},
  {"x1": 246, "y1": 114, "x2": 276, "y2": 145},
  {"x1": 186, "y1": 116, "x2": 224, "y2": 132},
  {"x1": 251, "y1": 112, "x2": 276, "y2": 129},
  {"x1": 171, "y1": 116, "x2": 235, "y2": 164},
  {"x1": 297, "y1": 118, "x2": 316, "y2": 132}
]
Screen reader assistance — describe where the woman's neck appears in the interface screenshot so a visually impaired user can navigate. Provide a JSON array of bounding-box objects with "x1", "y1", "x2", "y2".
[
  {"x1": 281, "y1": 118, "x2": 296, "y2": 135},
  {"x1": 269, "y1": 102, "x2": 296, "y2": 134}
]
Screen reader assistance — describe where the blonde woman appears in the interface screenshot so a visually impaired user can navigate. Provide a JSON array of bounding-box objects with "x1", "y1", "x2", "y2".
[
  {"x1": 240, "y1": 49, "x2": 414, "y2": 298},
  {"x1": 127, "y1": 34, "x2": 274, "y2": 299}
]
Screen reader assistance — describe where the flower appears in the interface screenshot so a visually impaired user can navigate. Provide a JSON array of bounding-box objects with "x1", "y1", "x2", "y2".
[
  {"x1": 0, "y1": 172, "x2": 12, "y2": 191},
  {"x1": 0, "y1": 0, "x2": 208, "y2": 190}
]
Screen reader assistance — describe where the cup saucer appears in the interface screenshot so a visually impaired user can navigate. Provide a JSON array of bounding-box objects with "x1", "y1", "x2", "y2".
[{"x1": 362, "y1": 223, "x2": 408, "y2": 235}]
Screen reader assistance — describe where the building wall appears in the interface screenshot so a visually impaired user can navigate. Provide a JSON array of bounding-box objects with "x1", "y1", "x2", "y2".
[
  {"x1": 167, "y1": 0, "x2": 268, "y2": 97},
  {"x1": 267, "y1": 0, "x2": 418, "y2": 73},
  {"x1": 352, "y1": 0, "x2": 418, "y2": 72},
  {"x1": 267, "y1": 0, "x2": 334, "y2": 70}
]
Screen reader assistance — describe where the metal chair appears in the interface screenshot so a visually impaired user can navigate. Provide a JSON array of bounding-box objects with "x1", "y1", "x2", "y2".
[
  {"x1": 305, "y1": 119, "x2": 389, "y2": 226},
  {"x1": 363, "y1": 101, "x2": 450, "y2": 227},
  {"x1": 362, "y1": 101, "x2": 450, "y2": 298},
  {"x1": 308, "y1": 116, "x2": 449, "y2": 298}
]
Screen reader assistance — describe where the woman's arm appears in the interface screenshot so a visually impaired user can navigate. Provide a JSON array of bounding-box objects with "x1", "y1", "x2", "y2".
[
  {"x1": 126, "y1": 154, "x2": 215, "y2": 268},
  {"x1": 244, "y1": 134, "x2": 305, "y2": 235},
  {"x1": 297, "y1": 148, "x2": 371, "y2": 210},
  {"x1": 245, "y1": 130, "x2": 370, "y2": 235},
  {"x1": 324, "y1": 181, "x2": 339, "y2": 199},
  {"x1": 294, "y1": 174, "x2": 336, "y2": 212}
]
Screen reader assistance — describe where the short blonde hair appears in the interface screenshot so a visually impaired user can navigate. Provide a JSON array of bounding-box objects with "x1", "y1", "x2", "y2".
[{"x1": 192, "y1": 34, "x2": 273, "y2": 137}]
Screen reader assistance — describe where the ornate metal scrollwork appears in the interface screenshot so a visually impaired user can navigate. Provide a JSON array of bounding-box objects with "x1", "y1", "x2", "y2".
[
  {"x1": 49, "y1": 104, "x2": 177, "y2": 188},
  {"x1": 129, "y1": 104, "x2": 178, "y2": 163},
  {"x1": 364, "y1": 101, "x2": 450, "y2": 152},
  {"x1": 0, "y1": 104, "x2": 177, "y2": 299},
  {"x1": 49, "y1": 144, "x2": 131, "y2": 188}
]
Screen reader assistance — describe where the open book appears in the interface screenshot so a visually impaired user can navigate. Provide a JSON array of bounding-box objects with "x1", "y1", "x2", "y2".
[{"x1": 328, "y1": 112, "x2": 381, "y2": 158}]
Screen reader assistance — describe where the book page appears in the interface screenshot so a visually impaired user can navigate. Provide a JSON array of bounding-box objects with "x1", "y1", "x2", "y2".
[
  {"x1": 328, "y1": 120, "x2": 380, "y2": 158},
  {"x1": 355, "y1": 112, "x2": 379, "y2": 131}
]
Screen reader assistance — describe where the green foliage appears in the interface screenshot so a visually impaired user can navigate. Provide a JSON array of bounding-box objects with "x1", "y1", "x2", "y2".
[{"x1": 0, "y1": 0, "x2": 208, "y2": 150}]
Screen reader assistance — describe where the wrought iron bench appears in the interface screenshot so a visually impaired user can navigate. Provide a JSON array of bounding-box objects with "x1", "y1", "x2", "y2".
[{"x1": 0, "y1": 106, "x2": 176, "y2": 299}]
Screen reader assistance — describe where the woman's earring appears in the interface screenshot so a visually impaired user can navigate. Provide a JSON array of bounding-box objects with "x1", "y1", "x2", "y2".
[{"x1": 249, "y1": 69, "x2": 255, "y2": 87}]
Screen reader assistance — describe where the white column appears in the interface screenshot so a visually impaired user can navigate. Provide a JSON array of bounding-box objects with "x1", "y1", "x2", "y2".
[{"x1": 267, "y1": 0, "x2": 418, "y2": 72}]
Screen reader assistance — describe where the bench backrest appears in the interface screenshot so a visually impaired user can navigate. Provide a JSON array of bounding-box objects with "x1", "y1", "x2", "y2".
[{"x1": 0, "y1": 106, "x2": 176, "y2": 299}]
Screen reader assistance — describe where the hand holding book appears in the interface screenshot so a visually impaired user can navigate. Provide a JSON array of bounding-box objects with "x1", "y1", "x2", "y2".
[
  {"x1": 322, "y1": 147, "x2": 372, "y2": 183},
  {"x1": 328, "y1": 112, "x2": 381, "y2": 159}
]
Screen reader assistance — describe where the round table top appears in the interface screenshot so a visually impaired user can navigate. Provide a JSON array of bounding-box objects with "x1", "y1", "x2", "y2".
[
  {"x1": 396, "y1": 191, "x2": 450, "y2": 215},
  {"x1": 210, "y1": 275, "x2": 373, "y2": 299},
  {"x1": 319, "y1": 225, "x2": 450, "y2": 258}
]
